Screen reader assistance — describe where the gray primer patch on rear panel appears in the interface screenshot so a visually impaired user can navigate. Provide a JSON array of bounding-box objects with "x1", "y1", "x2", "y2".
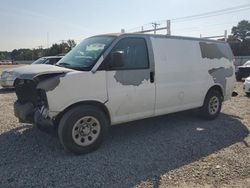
[
  {"x1": 208, "y1": 66, "x2": 234, "y2": 89},
  {"x1": 199, "y1": 42, "x2": 230, "y2": 60},
  {"x1": 114, "y1": 69, "x2": 150, "y2": 86}
]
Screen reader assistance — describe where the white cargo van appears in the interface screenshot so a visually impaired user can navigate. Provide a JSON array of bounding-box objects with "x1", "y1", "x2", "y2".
[{"x1": 13, "y1": 33, "x2": 235, "y2": 154}]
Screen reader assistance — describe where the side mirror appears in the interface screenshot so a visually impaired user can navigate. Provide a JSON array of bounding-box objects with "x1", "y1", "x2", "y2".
[{"x1": 110, "y1": 51, "x2": 124, "y2": 68}]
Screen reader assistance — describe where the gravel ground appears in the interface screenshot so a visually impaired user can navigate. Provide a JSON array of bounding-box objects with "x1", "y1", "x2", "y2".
[{"x1": 0, "y1": 81, "x2": 249, "y2": 188}]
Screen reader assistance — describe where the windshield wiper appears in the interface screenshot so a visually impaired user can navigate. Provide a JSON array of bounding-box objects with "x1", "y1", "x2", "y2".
[
  {"x1": 56, "y1": 62, "x2": 89, "y2": 71},
  {"x1": 57, "y1": 62, "x2": 71, "y2": 67}
]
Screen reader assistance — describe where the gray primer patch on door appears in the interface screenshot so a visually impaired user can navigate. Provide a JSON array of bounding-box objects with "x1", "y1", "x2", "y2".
[
  {"x1": 199, "y1": 42, "x2": 230, "y2": 60},
  {"x1": 114, "y1": 70, "x2": 150, "y2": 86},
  {"x1": 208, "y1": 67, "x2": 234, "y2": 89}
]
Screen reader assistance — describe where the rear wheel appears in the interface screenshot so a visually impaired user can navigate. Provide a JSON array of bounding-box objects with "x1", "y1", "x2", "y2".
[
  {"x1": 199, "y1": 90, "x2": 222, "y2": 120},
  {"x1": 58, "y1": 105, "x2": 109, "y2": 154}
]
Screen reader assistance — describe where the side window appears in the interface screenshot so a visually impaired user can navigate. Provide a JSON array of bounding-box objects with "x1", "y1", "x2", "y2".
[
  {"x1": 43, "y1": 59, "x2": 51, "y2": 64},
  {"x1": 45, "y1": 59, "x2": 58, "y2": 65},
  {"x1": 55, "y1": 58, "x2": 61, "y2": 63},
  {"x1": 105, "y1": 38, "x2": 149, "y2": 70}
]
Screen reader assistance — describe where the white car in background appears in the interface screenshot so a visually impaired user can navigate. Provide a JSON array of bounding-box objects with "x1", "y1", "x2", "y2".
[
  {"x1": 243, "y1": 76, "x2": 250, "y2": 96},
  {"x1": 0, "y1": 56, "x2": 63, "y2": 88}
]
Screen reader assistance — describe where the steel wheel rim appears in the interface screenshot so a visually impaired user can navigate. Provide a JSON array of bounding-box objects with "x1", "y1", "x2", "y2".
[
  {"x1": 72, "y1": 116, "x2": 101, "y2": 146},
  {"x1": 208, "y1": 96, "x2": 219, "y2": 115}
]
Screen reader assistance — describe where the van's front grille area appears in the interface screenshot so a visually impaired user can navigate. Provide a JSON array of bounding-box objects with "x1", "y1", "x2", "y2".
[{"x1": 14, "y1": 79, "x2": 48, "y2": 107}]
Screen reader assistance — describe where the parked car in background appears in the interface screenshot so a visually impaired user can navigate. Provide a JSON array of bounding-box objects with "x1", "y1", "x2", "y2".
[
  {"x1": 32, "y1": 56, "x2": 63, "y2": 65},
  {"x1": 0, "y1": 60, "x2": 12, "y2": 65},
  {"x1": 236, "y1": 60, "x2": 250, "y2": 81},
  {"x1": 243, "y1": 76, "x2": 250, "y2": 96},
  {"x1": 0, "y1": 56, "x2": 63, "y2": 88}
]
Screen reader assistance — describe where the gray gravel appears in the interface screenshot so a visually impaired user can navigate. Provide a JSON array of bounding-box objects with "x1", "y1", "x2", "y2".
[{"x1": 0, "y1": 82, "x2": 249, "y2": 188}]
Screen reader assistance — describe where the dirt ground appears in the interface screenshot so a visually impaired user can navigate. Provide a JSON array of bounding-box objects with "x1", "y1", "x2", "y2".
[{"x1": 0, "y1": 70, "x2": 249, "y2": 187}]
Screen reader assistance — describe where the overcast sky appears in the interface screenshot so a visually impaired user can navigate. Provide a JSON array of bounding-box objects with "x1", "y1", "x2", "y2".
[{"x1": 0, "y1": 0, "x2": 250, "y2": 51}]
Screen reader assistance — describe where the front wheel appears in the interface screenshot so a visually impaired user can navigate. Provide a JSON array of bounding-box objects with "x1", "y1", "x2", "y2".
[
  {"x1": 58, "y1": 105, "x2": 109, "y2": 154},
  {"x1": 199, "y1": 90, "x2": 222, "y2": 120}
]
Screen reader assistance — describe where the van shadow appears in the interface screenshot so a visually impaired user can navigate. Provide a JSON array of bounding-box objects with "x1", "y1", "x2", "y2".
[{"x1": 0, "y1": 112, "x2": 248, "y2": 187}]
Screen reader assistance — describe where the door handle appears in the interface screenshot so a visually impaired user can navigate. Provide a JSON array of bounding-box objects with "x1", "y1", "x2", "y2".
[{"x1": 150, "y1": 71, "x2": 154, "y2": 83}]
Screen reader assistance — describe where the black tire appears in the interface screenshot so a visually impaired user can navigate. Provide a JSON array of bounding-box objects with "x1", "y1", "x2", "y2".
[
  {"x1": 58, "y1": 105, "x2": 109, "y2": 154},
  {"x1": 199, "y1": 90, "x2": 222, "y2": 120}
]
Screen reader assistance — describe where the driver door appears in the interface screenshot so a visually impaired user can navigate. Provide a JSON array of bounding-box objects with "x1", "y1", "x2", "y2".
[{"x1": 104, "y1": 37, "x2": 156, "y2": 124}]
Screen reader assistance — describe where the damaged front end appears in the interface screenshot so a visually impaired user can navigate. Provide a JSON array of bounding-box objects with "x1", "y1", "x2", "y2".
[
  {"x1": 14, "y1": 76, "x2": 55, "y2": 130},
  {"x1": 13, "y1": 64, "x2": 72, "y2": 130}
]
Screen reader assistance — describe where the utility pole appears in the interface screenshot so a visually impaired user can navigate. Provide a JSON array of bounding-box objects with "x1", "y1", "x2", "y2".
[
  {"x1": 37, "y1": 45, "x2": 44, "y2": 57},
  {"x1": 46, "y1": 32, "x2": 49, "y2": 48},
  {"x1": 59, "y1": 40, "x2": 65, "y2": 54},
  {"x1": 132, "y1": 20, "x2": 171, "y2": 35},
  {"x1": 59, "y1": 40, "x2": 65, "y2": 44},
  {"x1": 224, "y1": 30, "x2": 227, "y2": 41},
  {"x1": 166, "y1": 20, "x2": 171, "y2": 35},
  {"x1": 152, "y1": 22, "x2": 160, "y2": 34}
]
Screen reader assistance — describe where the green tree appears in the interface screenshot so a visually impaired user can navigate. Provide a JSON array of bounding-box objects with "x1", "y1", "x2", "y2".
[
  {"x1": 227, "y1": 20, "x2": 250, "y2": 56},
  {"x1": 6, "y1": 39, "x2": 77, "y2": 61},
  {"x1": 0, "y1": 53, "x2": 5, "y2": 60},
  {"x1": 11, "y1": 49, "x2": 19, "y2": 60},
  {"x1": 67, "y1": 39, "x2": 76, "y2": 50},
  {"x1": 231, "y1": 20, "x2": 250, "y2": 42}
]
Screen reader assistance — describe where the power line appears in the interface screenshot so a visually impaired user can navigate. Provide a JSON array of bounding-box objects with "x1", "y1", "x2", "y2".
[
  {"x1": 170, "y1": 4, "x2": 250, "y2": 22},
  {"x1": 171, "y1": 7, "x2": 250, "y2": 23},
  {"x1": 126, "y1": 3, "x2": 250, "y2": 32}
]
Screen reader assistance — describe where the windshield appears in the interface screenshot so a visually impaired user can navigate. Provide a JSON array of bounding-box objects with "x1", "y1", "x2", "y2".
[
  {"x1": 32, "y1": 57, "x2": 46, "y2": 64},
  {"x1": 56, "y1": 36, "x2": 116, "y2": 71}
]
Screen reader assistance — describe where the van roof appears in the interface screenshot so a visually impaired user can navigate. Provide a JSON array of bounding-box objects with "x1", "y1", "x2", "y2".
[{"x1": 94, "y1": 33, "x2": 227, "y2": 44}]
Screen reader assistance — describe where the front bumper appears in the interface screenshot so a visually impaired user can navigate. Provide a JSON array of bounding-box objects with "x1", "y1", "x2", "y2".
[
  {"x1": 14, "y1": 101, "x2": 55, "y2": 131},
  {"x1": 14, "y1": 102, "x2": 34, "y2": 123},
  {"x1": 0, "y1": 78, "x2": 14, "y2": 88}
]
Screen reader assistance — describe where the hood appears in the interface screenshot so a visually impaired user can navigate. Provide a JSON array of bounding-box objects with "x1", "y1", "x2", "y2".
[{"x1": 12, "y1": 64, "x2": 73, "y2": 80}]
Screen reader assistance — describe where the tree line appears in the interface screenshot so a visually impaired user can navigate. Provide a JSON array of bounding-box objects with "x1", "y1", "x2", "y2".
[
  {"x1": 227, "y1": 20, "x2": 250, "y2": 56},
  {"x1": 1, "y1": 20, "x2": 250, "y2": 62},
  {"x1": 0, "y1": 39, "x2": 76, "y2": 61}
]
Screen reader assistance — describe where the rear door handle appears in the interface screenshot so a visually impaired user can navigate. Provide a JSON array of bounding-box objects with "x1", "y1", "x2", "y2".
[{"x1": 150, "y1": 71, "x2": 154, "y2": 83}]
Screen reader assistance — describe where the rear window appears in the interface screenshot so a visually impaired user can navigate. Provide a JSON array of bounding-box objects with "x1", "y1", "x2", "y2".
[{"x1": 199, "y1": 42, "x2": 230, "y2": 60}]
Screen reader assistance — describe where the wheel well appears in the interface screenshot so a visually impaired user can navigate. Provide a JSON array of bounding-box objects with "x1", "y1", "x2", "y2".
[
  {"x1": 54, "y1": 101, "x2": 111, "y2": 127},
  {"x1": 207, "y1": 85, "x2": 224, "y2": 100}
]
